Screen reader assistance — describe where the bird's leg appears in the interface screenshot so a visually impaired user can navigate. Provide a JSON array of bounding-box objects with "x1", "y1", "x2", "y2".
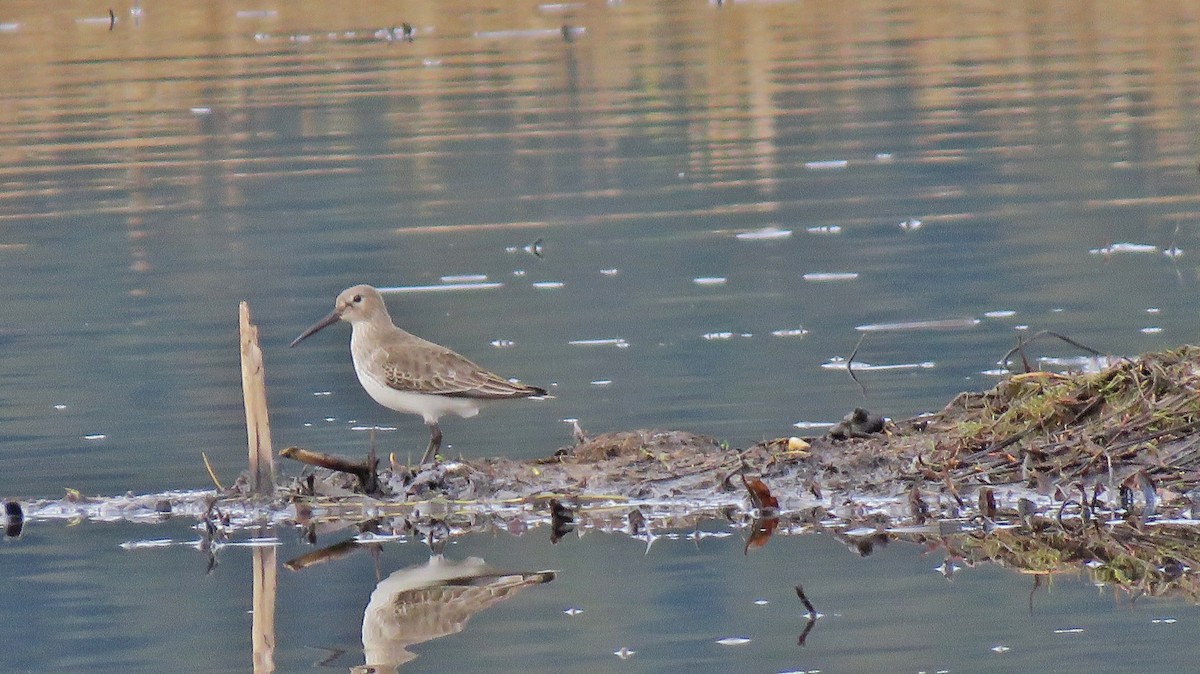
[{"x1": 420, "y1": 422, "x2": 443, "y2": 464}]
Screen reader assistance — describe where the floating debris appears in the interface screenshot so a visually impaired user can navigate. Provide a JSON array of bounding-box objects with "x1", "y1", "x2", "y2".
[
  {"x1": 735, "y1": 227, "x2": 792, "y2": 241},
  {"x1": 821, "y1": 358, "x2": 935, "y2": 371},
  {"x1": 805, "y1": 225, "x2": 842, "y2": 234},
  {"x1": 1089, "y1": 242, "x2": 1158, "y2": 255},
  {"x1": 568, "y1": 337, "x2": 629, "y2": 348},
  {"x1": 803, "y1": 272, "x2": 858, "y2": 282},
  {"x1": 804, "y1": 159, "x2": 849, "y2": 170},
  {"x1": 378, "y1": 282, "x2": 503, "y2": 293},
  {"x1": 1164, "y1": 246, "x2": 1184, "y2": 259},
  {"x1": 4, "y1": 501, "x2": 23, "y2": 538},
  {"x1": 856, "y1": 318, "x2": 979, "y2": 332},
  {"x1": 119, "y1": 539, "x2": 176, "y2": 550}
]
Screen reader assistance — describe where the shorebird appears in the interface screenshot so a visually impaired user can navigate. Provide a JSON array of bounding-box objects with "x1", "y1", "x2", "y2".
[{"x1": 290, "y1": 284, "x2": 546, "y2": 464}]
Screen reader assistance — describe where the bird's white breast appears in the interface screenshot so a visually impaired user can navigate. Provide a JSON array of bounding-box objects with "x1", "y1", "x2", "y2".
[{"x1": 356, "y1": 371, "x2": 482, "y2": 424}]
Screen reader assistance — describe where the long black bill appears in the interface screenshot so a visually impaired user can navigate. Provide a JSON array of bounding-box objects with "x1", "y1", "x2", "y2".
[{"x1": 290, "y1": 309, "x2": 341, "y2": 347}]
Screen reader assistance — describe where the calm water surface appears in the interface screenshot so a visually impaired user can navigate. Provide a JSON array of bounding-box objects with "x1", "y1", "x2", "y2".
[{"x1": 4, "y1": 0, "x2": 1200, "y2": 671}]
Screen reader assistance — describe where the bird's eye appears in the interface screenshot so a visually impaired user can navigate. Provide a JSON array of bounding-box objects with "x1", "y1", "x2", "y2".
[{"x1": 352, "y1": 295, "x2": 362, "y2": 303}]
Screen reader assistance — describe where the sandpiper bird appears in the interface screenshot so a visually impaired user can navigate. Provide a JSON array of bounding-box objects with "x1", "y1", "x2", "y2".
[{"x1": 290, "y1": 284, "x2": 546, "y2": 464}]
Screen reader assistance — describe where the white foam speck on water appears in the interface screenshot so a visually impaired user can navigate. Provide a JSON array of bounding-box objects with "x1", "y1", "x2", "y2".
[
  {"x1": 983, "y1": 310, "x2": 1016, "y2": 318},
  {"x1": 190, "y1": 107, "x2": 211, "y2": 115},
  {"x1": 771, "y1": 328, "x2": 808, "y2": 338},
  {"x1": 702, "y1": 331, "x2": 734, "y2": 341},
  {"x1": 804, "y1": 159, "x2": 848, "y2": 170},
  {"x1": 875, "y1": 152, "x2": 894, "y2": 162},
  {"x1": 736, "y1": 227, "x2": 792, "y2": 241},
  {"x1": 1163, "y1": 246, "x2": 1184, "y2": 258},
  {"x1": 856, "y1": 318, "x2": 979, "y2": 332},
  {"x1": 1151, "y1": 618, "x2": 1178, "y2": 625},
  {"x1": 1053, "y1": 628, "x2": 1085, "y2": 634},
  {"x1": 803, "y1": 272, "x2": 858, "y2": 282},
  {"x1": 475, "y1": 28, "x2": 567, "y2": 39},
  {"x1": 312, "y1": 391, "x2": 332, "y2": 396},
  {"x1": 693, "y1": 276, "x2": 727, "y2": 285},
  {"x1": 591, "y1": 380, "x2": 613, "y2": 386},
  {"x1": 716, "y1": 637, "x2": 751, "y2": 646},
  {"x1": 899, "y1": 217, "x2": 923, "y2": 231},
  {"x1": 440, "y1": 274, "x2": 489, "y2": 283},
  {"x1": 1088, "y1": 242, "x2": 1158, "y2": 255},
  {"x1": 324, "y1": 417, "x2": 336, "y2": 422},
  {"x1": 532, "y1": 281, "x2": 565, "y2": 289},
  {"x1": 378, "y1": 282, "x2": 503, "y2": 293},
  {"x1": 537, "y1": 2, "x2": 585, "y2": 12},
  {"x1": 52, "y1": 404, "x2": 67, "y2": 410},
  {"x1": 491, "y1": 339, "x2": 515, "y2": 348},
  {"x1": 805, "y1": 225, "x2": 842, "y2": 234},
  {"x1": 569, "y1": 337, "x2": 629, "y2": 348},
  {"x1": 228, "y1": 537, "x2": 281, "y2": 547},
  {"x1": 820, "y1": 358, "x2": 935, "y2": 371},
  {"x1": 0, "y1": 23, "x2": 21, "y2": 32},
  {"x1": 1141, "y1": 326, "x2": 1163, "y2": 334},
  {"x1": 613, "y1": 647, "x2": 636, "y2": 659},
  {"x1": 236, "y1": 10, "x2": 278, "y2": 18},
  {"x1": 600, "y1": 268, "x2": 620, "y2": 276},
  {"x1": 793, "y1": 421, "x2": 835, "y2": 429},
  {"x1": 564, "y1": 608, "x2": 584, "y2": 616},
  {"x1": 1147, "y1": 307, "x2": 1161, "y2": 313},
  {"x1": 990, "y1": 645, "x2": 1011, "y2": 653},
  {"x1": 120, "y1": 539, "x2": 176, "y2": 550},
  {"x1": 350, "y1": 425, "x2": 397, "y2": 432},
  {"x1": 84, "y1": 434, "x2": 107, "y2": 441},
  {"x1": 753, "y1": 599, "x2": 769, "y2": 606}
]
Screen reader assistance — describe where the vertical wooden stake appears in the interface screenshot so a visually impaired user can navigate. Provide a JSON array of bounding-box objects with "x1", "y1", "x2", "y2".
[
  {"x1": 240, "y1": 301, "x2": 275, "y2": 494},
  {"x1": 251, "y1": 545, "x2": 277, "y2": 673}
]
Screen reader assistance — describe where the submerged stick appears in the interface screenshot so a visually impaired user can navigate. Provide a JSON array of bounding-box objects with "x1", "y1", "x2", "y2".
[{"x1": 240, "y1": 302, "x2": 275, "y2": 495}]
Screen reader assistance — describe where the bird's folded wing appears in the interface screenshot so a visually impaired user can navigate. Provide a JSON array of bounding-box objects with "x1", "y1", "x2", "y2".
[{"x1": 376, "y1": 343, "x2": 539, "y2": 398}]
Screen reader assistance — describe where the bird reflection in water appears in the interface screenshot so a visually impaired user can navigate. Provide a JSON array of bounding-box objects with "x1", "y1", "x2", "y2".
[{"x1": 353, "y1": 555, "x2": 555, "y2": 672}]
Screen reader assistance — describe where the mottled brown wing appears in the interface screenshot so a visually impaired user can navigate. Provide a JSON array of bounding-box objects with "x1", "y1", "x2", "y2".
[{"x1": 375, "y1": 337, "x2": 545, "y2": 399}]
